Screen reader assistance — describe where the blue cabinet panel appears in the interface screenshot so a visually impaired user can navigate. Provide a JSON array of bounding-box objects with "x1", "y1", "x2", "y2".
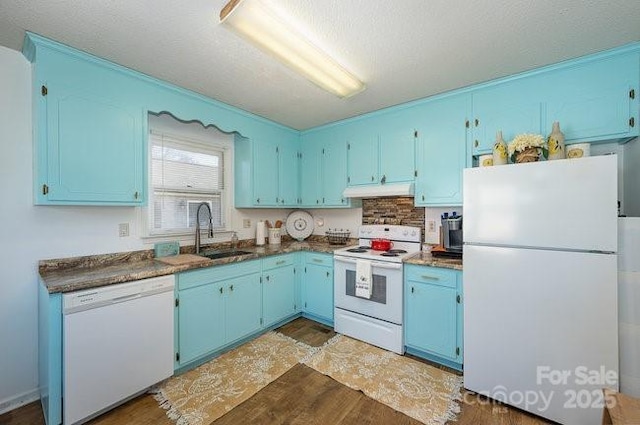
[
  {"x1": 40, "y1": 83, "x2": 143, "y2": 204},
  {"x1": 263, "y1": 263, "x2": 296, "y2": 327},
  {"x1": 415, "y1": 95, "x2": 468, "y2": 206},
  {"x1": 472, "y1": 78, "x2": 544, "y2": 155},
  {"x1": 303, "y1": 253, "x2": 334, "y2": 323},
  {"x1": 178, "y1": 282, "x2": 224, "y2": 365},
  {"x1": 322, "y1": 138, "x2": 349, "y2": 205},
  {"x1": 379, "y1": 123, "x2": 416, "y2": 184},
  {"x1": 225, "y1": 274, "x2": 262, "y2": 343},
  {"x1": 404, "y1": 265, "x2": 463, "y2": 368},
  {"x1": 253, "y1": 140, "x2": 280, "y2": 206},
  {"x1": 543, "y1": 53, "x2": 639, "y2": 142},
  {"x1": 299, "y1": 139, "x2": 321, "y2": 206},
  {"x1": 347, "y1": 133, "x2": 379, "y2": 185},
  {"x1": 278, "y1": 140, "x2": 300, "y2": 206}
]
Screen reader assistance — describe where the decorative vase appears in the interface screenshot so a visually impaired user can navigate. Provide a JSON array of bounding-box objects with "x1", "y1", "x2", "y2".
[
  {"x1": 547, "y1": 121, "x2": 565, "y2": 160},
  {"x1": 514, "y1": 147, "x2": 541, "y2": 163},
  {"x1": 492, "y1": 131, "x2": 508, "y2": 165}
]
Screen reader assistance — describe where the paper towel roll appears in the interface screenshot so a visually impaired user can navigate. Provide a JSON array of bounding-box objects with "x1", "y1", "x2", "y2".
[{"x1": 256, "y1": 220, "x2": 266, "y2": 246}]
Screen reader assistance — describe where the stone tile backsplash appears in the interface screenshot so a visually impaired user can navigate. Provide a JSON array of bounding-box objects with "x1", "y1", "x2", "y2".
[{"x1": 362, "y1": 197, "x2": 425, "y2": 241}]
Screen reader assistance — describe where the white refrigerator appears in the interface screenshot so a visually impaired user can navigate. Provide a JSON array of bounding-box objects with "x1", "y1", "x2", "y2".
[{"x1": 463, "y1": 155, "x2": 619, "y2": 425}]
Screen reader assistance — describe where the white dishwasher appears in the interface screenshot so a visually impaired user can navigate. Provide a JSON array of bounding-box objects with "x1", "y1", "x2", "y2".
[{"x1": 63, "y1": 275, "x2": 175, "y2": 425}]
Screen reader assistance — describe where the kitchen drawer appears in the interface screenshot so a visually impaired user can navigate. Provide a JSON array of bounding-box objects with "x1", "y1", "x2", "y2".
[
  {"x1": 178, "y1": 260, "x2": 261, "y2": 290},
  {"x1": 262, "y1": 254, "x2": 295, "y2": 270},
  {"x1": 404, "y1": 265, "x2": 457, "y2": 289},
  {"x1": 305, "y1": 253, "x2": 333, "y2": 267}
]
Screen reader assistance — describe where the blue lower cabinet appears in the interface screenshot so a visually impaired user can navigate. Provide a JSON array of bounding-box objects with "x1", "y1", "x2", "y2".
[
  {"x1": 262, "y1": 254, "x2": 297, "y2": 327},
  {"x1": 175, "y1": 261, "x2": 261, "y2": 368},
  {"x1": 225, "y1": 274, "x2": 262, "y2": 343},
  {"x1": 302, "y1": 253, "x2": 334, "y2": 325},
  {"x1": 177, "y1": 282, "x2": 225, "y2": 365},
  {"x1": 404, "y1": 265, "x2": 463, "y2": 370}
]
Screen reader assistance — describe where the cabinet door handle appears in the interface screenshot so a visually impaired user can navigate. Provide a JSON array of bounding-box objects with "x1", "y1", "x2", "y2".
[
  {"x1": 421, "y1": 194, "x2": 425, "y2": 201},
  {"x1": 371, "y1": 175, "x2": 375, "y2": 181},
  {"x1": 421, "y1": 275, "x2": 440, "y2": 281},
  {"x1": 134, "y1": 191, "x2": 139, "y2": 199},
  {"x1": 411, "y1": 286, "x2": 415, "y2": 293},
  {"x1": 630, "y1": 89, "x2": 636, "y2": 100},
  {"x1": 456, "y1": 294, "x2": 461, "y2": 303},
  {"x1": 631, "y1": 117, "x2": 636, "y2": 128},
  {"x1": 326, "y1": 271, "x2": 330, "y2": 277},
  {"x1": 474, "y1": 118, "x2": 479, "y2": 127},
  {"x1": 474, "y1": 140, "x2": 479, "y2": 148},
  {"x1": 230, "y1": 284, "x2": 234, "y2": 292},
  {"x1": 219, "y1": 287, "x2": 223, "y2": 294},
  {"x1": 276, "y1": 260, "x2": 286, "y2": 265},
  {"x1": 266, "y1": 275, "x2": 270, "y2": 282},
  {"x1": 256, "y1": 198, "x2": 260, "y2": 203},
  {"x1": 312, "y1": 258, "x2": 323, "y2": 263}
]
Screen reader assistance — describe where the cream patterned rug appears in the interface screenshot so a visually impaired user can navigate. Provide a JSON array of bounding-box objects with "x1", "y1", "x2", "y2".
[
  {"x1": 153, "y1": 331, "x2": 462, "y2": 425},
  {"x1": 302, "y1": 334, "x2": 463, "y2": 425},
  {"x1": 152, "y1": 331, "x2": 314, "y2": 425}
]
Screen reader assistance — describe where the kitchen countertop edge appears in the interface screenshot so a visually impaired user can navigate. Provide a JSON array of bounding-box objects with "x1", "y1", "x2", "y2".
[{"x1": 41, "y1": 241, "x2": 340, "y2": 294}]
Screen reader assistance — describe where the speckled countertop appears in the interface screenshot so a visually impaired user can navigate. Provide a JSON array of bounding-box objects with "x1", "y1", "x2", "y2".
[
  {"x1": 40, "y1": 239, "x2": 463, "y2": 294},
  {"x1": 39, "y1": 240, "x2": 345, "y2": 294},
  {"x1": 403, "y1": 251, "x2": 463, "y2": 271}
]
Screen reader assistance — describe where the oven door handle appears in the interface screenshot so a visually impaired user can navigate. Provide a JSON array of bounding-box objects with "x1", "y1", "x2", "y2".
[{"x1": 334, "y1": 256, "x2": 403, "y2": 270}]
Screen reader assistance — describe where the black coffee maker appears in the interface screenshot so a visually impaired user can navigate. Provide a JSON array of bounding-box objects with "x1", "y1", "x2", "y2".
[{"x1": 440, "y1": 212, "x2": 463, "y2": 258}]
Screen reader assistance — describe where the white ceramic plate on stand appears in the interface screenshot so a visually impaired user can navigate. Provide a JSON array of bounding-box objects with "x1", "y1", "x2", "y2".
[{"x1": 285, "y1": 211, "x2": 314, "y2": 241}]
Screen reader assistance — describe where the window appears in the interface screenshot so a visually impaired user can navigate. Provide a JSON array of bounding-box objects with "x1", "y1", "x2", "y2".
[{"x1": 148, "y1": 129, "x2": 228, "y2": 236}]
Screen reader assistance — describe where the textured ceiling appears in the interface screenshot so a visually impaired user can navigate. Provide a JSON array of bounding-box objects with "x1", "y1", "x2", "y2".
[{"x1": 1, "y1": 0, "x2": 639, "y2": 130}]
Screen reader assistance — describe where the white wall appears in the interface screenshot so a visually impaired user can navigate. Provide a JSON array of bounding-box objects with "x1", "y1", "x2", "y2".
[{"x1": 623, "y1": 138, "x2": 640, "y2": 216}]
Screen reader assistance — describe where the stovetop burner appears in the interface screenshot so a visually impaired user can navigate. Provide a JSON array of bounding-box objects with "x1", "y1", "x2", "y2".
[
  {"x1": 380, "y1": 252, "x2": 399, "y2": 257},
  {"x1": 386, "y1": 249, "x2": 407, "y2": 254},
  {"x1": 346, "y1": 248, "x2": 369, "y2": 253}
]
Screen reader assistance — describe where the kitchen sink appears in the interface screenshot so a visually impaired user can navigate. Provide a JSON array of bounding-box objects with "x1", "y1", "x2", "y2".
[{"x1": 199, "y1": 250, "x2": 253, "y2": 260}]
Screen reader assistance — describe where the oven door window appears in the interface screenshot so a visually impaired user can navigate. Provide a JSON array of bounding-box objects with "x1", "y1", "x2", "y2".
[{"x1": 345, "y1": 270, "x2": 387, "y2": 304}]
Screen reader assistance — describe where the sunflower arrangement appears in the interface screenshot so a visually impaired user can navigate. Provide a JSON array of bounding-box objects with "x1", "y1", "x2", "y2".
[{"x1": 507, "y1": 134, "x2": 548, "y2": 163}]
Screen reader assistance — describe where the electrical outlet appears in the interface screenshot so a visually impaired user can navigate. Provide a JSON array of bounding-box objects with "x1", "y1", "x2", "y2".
[
  {"x1": 118, "y1": 223, "x2": 129, "y2": 237},
  {"x1": 243, "y1": 219, "x2": 251, "y2": 228},
  {"x1": 427, "y1": 220, "x2": 436, "y2": 232}
]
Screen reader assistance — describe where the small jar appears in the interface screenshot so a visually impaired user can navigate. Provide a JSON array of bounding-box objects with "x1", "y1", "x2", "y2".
[{"x1": 230, "y1": 232, "x2": 239, "y2": 249}]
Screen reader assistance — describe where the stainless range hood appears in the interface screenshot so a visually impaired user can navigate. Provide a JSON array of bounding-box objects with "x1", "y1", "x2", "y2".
[{"x1": 342, "y1": 182, "x2": 414, "y2": 198}]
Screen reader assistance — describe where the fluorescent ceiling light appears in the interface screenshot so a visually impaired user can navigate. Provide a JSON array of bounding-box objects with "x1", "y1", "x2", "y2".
[{"x1": 220, "y1": 0, "x2": 365, "y2": 98}]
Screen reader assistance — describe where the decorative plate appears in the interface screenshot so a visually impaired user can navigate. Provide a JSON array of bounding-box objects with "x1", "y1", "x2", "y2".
[{"x1": 285, "y1": 210, "x2": 314, "y2": 241}]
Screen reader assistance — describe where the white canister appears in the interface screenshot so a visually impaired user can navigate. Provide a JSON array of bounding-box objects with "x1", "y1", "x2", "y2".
[
  {"x1": 479, "y1": 154, "x2": 493, "y2": 167},
  {"x1": 256, "y1": 220, "x2": 266, "y2": 246},
  {"x1": 566, "y1": 143, "x2": 590, "y2": 159},
  {"x1": 268, "y1": 228, "x2": 281, "y2": 245}
]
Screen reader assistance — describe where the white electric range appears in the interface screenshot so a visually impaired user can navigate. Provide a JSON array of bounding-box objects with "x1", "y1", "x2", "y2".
[{"x1": 333, "y1": 225, "x2": 421, "y2": 354}]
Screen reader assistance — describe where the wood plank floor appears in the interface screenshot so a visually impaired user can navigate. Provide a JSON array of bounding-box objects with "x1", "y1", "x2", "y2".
[{"x1": 0, "y1": 318, "x2": 552, "y2": 425}]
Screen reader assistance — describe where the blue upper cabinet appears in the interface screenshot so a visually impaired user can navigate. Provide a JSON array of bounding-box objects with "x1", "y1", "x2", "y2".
[
  {"x1": 299, "y1": 137, "x2": 322, "y2": 206},
  {"x1": 37, "y1": 80, "x2": 143, "y2": 205},
  {"x1": 278, "y1": 139, "x2": 300, "y2": 206},
  {"x1": 24, "y1": 33, "x2": 299, "y2": 207},
  {"x1": 299, "y1": 130, "x2": 350, "y2": 207},
  {"x1": 347, "y1": 132, "x2": 379, "y2": 185},
  {"x1": 378, "y1": 115, "x2": 417, "y2": 184},
  {"x1": 40, "y1": 83, "x2": 143, "y2": 204},
  {"x1": 415, "y1": 94, "x2": 468, "y2": 206},
  {"x1": 253, "y1": 139, "x2": 280, "y2": 206},
  {"x1": 542, "y1": 53, "x2": 639, "y2": 142},
  {"x1": 471, "y1": 77, "x2": 544, "y2": 155},
  {"x1": 322, "y1": 138, "x2": 349, "y2": 205}
]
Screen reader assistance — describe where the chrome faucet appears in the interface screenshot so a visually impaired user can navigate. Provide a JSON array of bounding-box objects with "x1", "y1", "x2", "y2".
[{"x1": 195, "y1": 202, "x2": 214, "y2": 254}]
